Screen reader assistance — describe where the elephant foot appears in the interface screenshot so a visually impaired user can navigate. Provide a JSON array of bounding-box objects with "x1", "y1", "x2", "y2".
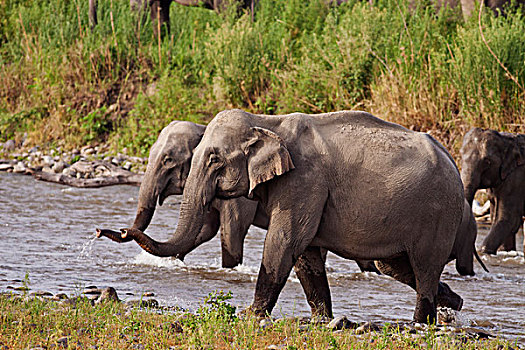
[
  {"x1": 95, "y1": 228, "x2": 133, "y2": 243},
  {"x1": 239, "y1": 305, "x2": 269, "y2": 319},
  {"x1": 480, "y1": 245, "x2": 497, "y2": 255},
  {"x1": 413, "y1": 296, "x2": 436, "y2": 324},
  {"x1": 436, "y1": 282, "x2": 463, "y2": 311}
]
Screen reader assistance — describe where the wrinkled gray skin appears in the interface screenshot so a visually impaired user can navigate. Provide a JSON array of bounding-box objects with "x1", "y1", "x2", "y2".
[
  {"x1": 121, "y1": 109, "x2": 465, "y2": 323},
  {"x1": 460, "y1": 128, "x2": 525, "y2": 255}
]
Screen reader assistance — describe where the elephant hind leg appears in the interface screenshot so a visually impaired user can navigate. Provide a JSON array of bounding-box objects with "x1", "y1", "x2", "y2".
[
  {"x1": 294, "y1": 246, "x2": 332, "y2": 318},
  {"x1": 376, "y1": 254, "x2": 461, "y2": 323}
]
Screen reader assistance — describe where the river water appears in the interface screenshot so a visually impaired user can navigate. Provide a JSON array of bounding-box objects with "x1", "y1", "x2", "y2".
[{"x1": 1, "y1": 172, "x2": 524, "y2": 343}]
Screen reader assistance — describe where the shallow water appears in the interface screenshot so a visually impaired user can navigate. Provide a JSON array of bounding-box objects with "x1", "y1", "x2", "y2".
[{"x1": 0, "y1": 172, "x2": 524, "y2": 343}]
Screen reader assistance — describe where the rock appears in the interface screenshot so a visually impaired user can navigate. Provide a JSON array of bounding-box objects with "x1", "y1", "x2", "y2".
[
  {"x1": 158, "y1": 321, "x2": 184, "y2": 333},
  {"x1": 82, "y1": 147, "x2": 95, "y2": 156},
  {"x1": 52, "y1": 293, "x2": 69, "y2": 301},
  {"x1": 259, "y1": 318, "x2": 274, "y2": 330},
  {"x1": 125, "y1": 299, "x2": 159, "y2": 309},
  {"x1": 355, "y1": 321, "x2": 382, "y2": 334},
  {"x1": 95, "y1": 287, "x2": 119, "y2": 304},
  {"x1": 122, "y1": 161, "x2": 132, "y2": 171},
  {"x1": 0, "y1": 163, "x2": 13, "y2": 171},
  {"x1": 131, "y1": 344, "x2": 145, "y2": 350},
  {"x1": 13, "y1": 162, "x2": 26, "y2": 173},
  {"x1": 62, "y1": 167, "x2": 77, "y2": 177},
  {"x1": 30, "y1": 290, "x2": 53, "y2": 297},
  {"x1": 327, "y1": 315, "x2": 357, "y2": 331},
  {"x1": 72, "y1": 149, "x2": 80, "y2": 155},
  {"x1": 83, "y1": 287, "x2": 101, "y2": 295},
  {"x1": 42, "y1": 155, "x2": 54, "y2": 166},
  {"x1": 42, "y1": 166, "x2": 54, "y2": 174},
  {"x1": 3, "y1": 139, "x2": 16, "y2": 151},
  {"x1": 472, "y1": 200, "x2": 490, "y2": 217},
  {"x1": 52, "y1": 161, "x2": 67, "y2": 174},
  {"x1": 56, "y1": 336, "x2": 69, "y2": 348}
]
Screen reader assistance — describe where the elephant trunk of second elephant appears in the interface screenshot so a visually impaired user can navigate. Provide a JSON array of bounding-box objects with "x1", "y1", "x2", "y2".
[{"x1": 131, "y1": 171, "x2": 158, "y2": 231}]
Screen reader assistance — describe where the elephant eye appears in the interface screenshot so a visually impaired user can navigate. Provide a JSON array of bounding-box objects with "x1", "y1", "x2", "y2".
[
  {"x1": 208, "y1": 154, "x2": 220, "y2": 166},
  {"x1": 163, "y1": 156, "x2": 174, "y2": 166}
]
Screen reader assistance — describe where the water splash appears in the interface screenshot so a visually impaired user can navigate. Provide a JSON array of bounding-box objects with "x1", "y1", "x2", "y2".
[{"x1": 78, "y1": 233, "x2": 98, "y2": 259}]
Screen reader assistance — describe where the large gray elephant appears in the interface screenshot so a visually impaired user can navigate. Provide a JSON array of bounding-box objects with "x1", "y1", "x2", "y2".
[
  {"x1": 118, "y1": 109, "x2": 466, "y2": 323},
  {"x1": 460, "y1": 127, "x2": 524, "y2": 255}
]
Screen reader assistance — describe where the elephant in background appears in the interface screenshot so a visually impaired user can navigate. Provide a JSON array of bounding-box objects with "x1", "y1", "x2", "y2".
[
  {"x1": 460, "y1": 0, "x2": 525, "y2": 18},
  {"x1": 460, "y1": 127, "x2": 525, "y2": 255},
  {"x1": 89, "y1": 0, "x2": 256, "y2": 36},
  {"x1": 119, "y1": 109, "x2": 466, "y2": 323}
]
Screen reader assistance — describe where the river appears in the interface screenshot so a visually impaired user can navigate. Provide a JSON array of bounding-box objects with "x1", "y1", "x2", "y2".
[{"x1": 0, "y1": 172, "x2": 523, "y2": 343}]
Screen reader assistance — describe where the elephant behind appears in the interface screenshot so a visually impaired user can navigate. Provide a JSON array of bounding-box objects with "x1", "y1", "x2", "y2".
[
  {"x1": 121, "y1": 109, "x2": 466, "y2": 323},
  {"x1": 460, "y1": 127, "x2": 525, "y2": 255}
]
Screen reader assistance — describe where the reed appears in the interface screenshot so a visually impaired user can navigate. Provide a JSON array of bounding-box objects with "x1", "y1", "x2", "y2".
[{"x1": 0, "y1": 0, "x2": 523, "y2": 158}]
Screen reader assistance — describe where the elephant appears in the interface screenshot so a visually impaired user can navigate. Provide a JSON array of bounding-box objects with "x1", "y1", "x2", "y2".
[
  {"x1": 96, "y1": 120, "x2": 380, "y2": 272},
  {"x1": 460, "y1": 127, "x2": 525, "y2": 255},
  {"x1": 88, "y1": 0, "x2": 256, "y2": 36},
  {"x1": 117, "y1": 109, "x2": 467, "y2": 323},
  {"x1": 459, "y1": 0, "x2": 525, "y2": 18}
]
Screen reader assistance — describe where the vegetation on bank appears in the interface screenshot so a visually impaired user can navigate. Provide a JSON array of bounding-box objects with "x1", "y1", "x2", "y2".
[
  {"x1": 0, "y1": 291, "x2": 519, "y2": 349},
  {"x1": 0, "y1": 0, "x2": 524, "y2": 158}
]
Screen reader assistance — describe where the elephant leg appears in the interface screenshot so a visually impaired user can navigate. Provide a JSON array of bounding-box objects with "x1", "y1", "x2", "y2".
[
  {"x1": 250, "y1": 193, "x2": 327, "y2": 317},
  {"x1": 294, "y1": 246, "x2": 332, "y2": 318},
  {"x1": 501, "y1": 234, "x2": 516, "y2": 251},
  {"x1": 481, "y1": 195, "x2": 523, "y2": 254},
  {"x1": 376, "y1": 254, "x2": 461, "y2": 323},
  {"x1": 355, "y1": 259, "x2": 381, "y2": 274},
  {"x1": 217, "y1": 199, "x2": 258, "y2": 268}
]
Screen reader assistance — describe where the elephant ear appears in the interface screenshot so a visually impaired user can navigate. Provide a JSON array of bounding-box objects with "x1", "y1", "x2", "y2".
[
  {"x1": 501, "y1": 140, "x2": 525, "y2": 180},
  {"x1": 244, "y1": 127, "x2": 294, "y2": 198}
]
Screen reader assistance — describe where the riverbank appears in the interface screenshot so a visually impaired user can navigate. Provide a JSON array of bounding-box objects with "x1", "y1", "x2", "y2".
[
  {"x1": 1, "y1": 0, "x2": 524, "y2": 160},
  {"x1": 0, "y1": 288, "x2": 520, "y2": 349}
]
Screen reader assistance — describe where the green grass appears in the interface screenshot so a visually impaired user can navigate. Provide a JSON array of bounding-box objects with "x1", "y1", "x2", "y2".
[
  {"x1": 0, "y1": 291, "x2": 519, "y2": 349},
  {"x1": 0, "y1": 0, "x2": 524, "y2": 158}
]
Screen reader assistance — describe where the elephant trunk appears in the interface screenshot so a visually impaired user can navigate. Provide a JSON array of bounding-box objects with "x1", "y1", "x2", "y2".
[
  {"x1": 131, "y1": 169, "x2": 158, "y2": 231},
  {"x1": 461, "y1": 167, "x2": 480, "y2": 207},
  {"x1": 122, "y1": 186, "x2": 208, "y2": 258}
]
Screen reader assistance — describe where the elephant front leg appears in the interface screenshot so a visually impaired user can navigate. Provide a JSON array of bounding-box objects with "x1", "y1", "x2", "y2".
[
  {"x1": 249, "y1": 193, "x2": 327, "y2": 317},
  {"x1": 218, "y1": 199, "x2": 258, "y2": 268},
  {"x1": 481, "y1": 195, "x2": 522, "y2": 254},
  {"x1": 294, "y1": 246, "x2": 332, "y2": 318}
]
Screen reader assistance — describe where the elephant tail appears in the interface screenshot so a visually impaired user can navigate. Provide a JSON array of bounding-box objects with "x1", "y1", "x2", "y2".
[{"x1": 474, "y1": 249, "x2": 489, "y2": 273}]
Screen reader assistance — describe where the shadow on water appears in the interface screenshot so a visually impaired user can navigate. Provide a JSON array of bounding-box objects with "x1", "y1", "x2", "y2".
[{"x1": 0, "y1": 172, "x2": 523, "y2": 343}]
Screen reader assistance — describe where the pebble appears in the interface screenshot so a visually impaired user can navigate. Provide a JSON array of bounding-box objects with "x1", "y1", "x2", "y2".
[
  {"x1": 95, "y1": 287, "x2": 119, "y2": 304},
  {"x1": 326, "y1": 315, "x2": 357, "y2": 330},
  {"x1": 3, "y1": 139, "x2": 16, "y2": 151},
  {"x1": 52, "y1": 161, "x2": 67, "y2": 173},
  {"x1": 13, "y1": 162, "x2": 26, "y2": 173}
]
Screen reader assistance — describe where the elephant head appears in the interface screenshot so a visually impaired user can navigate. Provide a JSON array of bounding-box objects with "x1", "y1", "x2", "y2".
[
  {"x1": 97, "y1": 121, "x2": 205, "y2": 246},
  {"x1": 460, "y1": 127, "x2": 525, "y2": 207},
  {"x1": 121, "y1": 110, "x2": 294, "y2": 258}
]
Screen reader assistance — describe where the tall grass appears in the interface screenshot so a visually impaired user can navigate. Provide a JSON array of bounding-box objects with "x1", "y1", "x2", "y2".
[{"x1": 0, "y1": 0, "x2": 523, "y2": 157}]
